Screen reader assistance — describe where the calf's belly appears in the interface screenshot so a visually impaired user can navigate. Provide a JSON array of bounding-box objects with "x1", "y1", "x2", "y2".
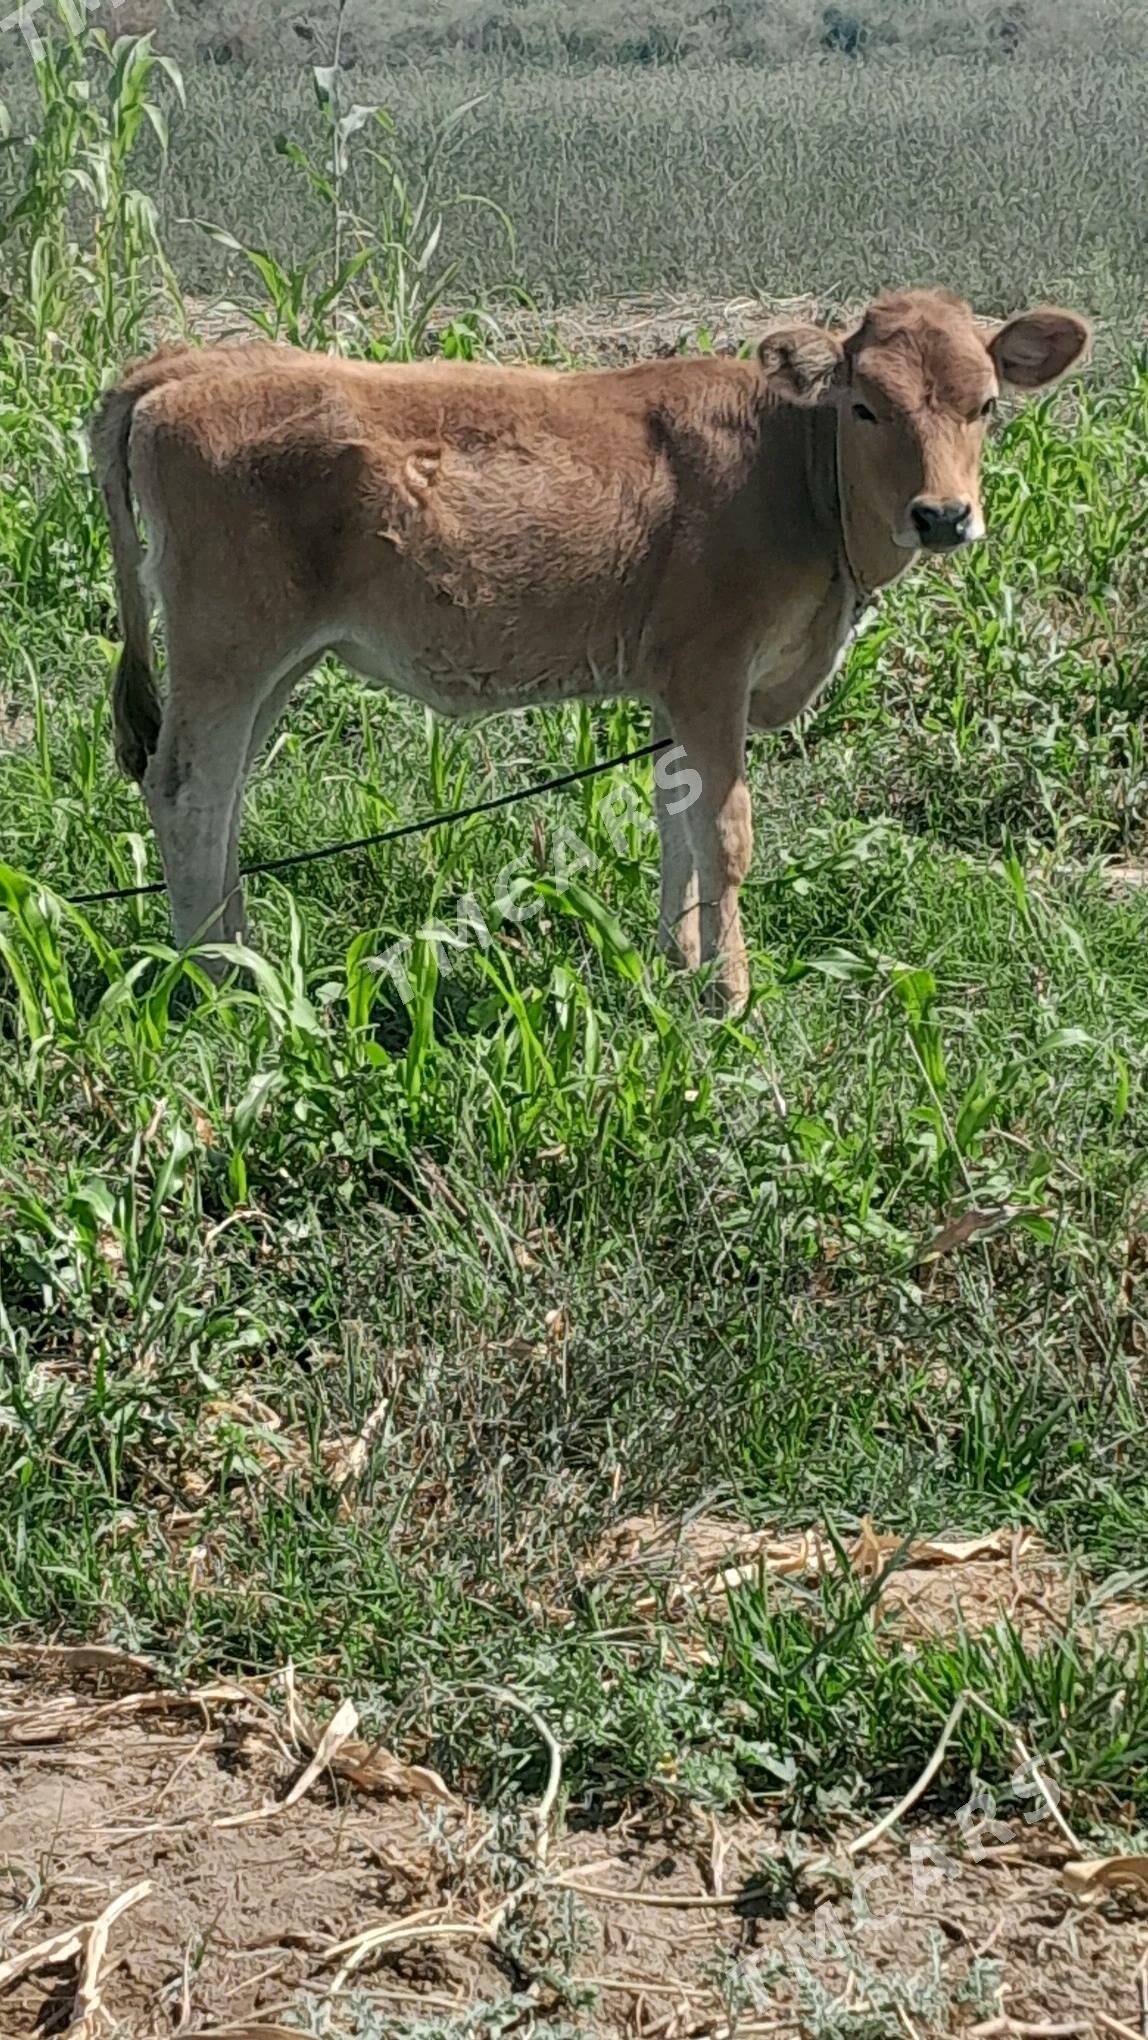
[{"x1": 332, "y1": 607, "x2": 647, "y2": 720}]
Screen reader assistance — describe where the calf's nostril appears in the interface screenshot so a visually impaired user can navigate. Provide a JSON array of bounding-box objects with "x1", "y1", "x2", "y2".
[{"x1": 911, "y1": 499, "x2": 972, "y2": 546}]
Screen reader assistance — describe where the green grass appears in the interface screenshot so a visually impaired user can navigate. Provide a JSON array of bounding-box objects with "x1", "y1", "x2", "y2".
[
  {"x1": 7, "y1": 34, "x2": 1148, "y2": 321},
  {"x1": 1, "y1": 8, "x2": 1148, "y2": 1847},
  {"x1": 132, "y1": 53, "x2": 1148, "y2": 323}
]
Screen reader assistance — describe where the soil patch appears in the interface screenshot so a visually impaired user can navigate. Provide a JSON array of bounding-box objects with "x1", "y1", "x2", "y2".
[
  {"x1": 578, "y1": 1514, "x2": 1145, "y2": 1659},
  {"x1": 0, "y1": 696, "x2": 34, "y2": 753},
  {"x1": 3, "y1": 1646, "x2": 1148, "y2": 2037},
  {"x1": 176, "y1": 290, "x2": 845, "y2": 365}
]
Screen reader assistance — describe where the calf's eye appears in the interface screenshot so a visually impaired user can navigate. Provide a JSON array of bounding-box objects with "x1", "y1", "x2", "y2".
[
  {"x1": 852, "y1": 402, "x2": 878, "y2": 423},
  {"x1": 980, "y1": 396, "x2": 997, "y2": 418}
]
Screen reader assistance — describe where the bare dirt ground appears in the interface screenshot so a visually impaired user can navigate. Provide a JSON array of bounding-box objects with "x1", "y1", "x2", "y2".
[
  {"x1": 173, "y1": 288, "x2": 1145, "y2": 367},
  {"x1": 0, "y1": 694, "x2": 34, "y2": 753},
  {"x1": 4, "y1": 1531, "x2": 1148, "y2": 2040},
  {"x1": 482, "y1": 293, "x2": 843, "y2": 363},
  {"x1": 176, "y1": 289, "x2": 839, "y2": 365}
]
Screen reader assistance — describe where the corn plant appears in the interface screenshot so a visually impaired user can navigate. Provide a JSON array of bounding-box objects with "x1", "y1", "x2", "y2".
[
  {"x1": 0, "y1": 0, "x2": 183, "y2": 357},
  {"x1": 194, "y1": 4, "x2": 514, "y2": 355}
]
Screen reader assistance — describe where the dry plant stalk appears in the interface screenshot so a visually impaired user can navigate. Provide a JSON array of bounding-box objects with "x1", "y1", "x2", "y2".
[
  {"x1": 969, "y1": 2022, "x2": 1090, "y2": 2038},
  {"x1": 67, "y1": 1881, "x2": 151, "y2": 2038},
  {"x1": 0, "y1": 1679, "x2": 253, "y2": 1748},
  {"x1": 1063, "y1": 1854, "x2": 1148, "y2": 1894},
  {"x1": 2, "y1": 1659, "x2": 457, "y2": 1821},
  {"x1": 322, "y1": 1393, "x2": 391, "y2": 1513},
  {"x1": 214, "y1": 1696, "x2": 361, "y2": 1830},
  {"x1": 324, "y1": 1685, "x2": 561, "y2": 1993},
  {"x1": 0, "y1": 1879, "x2": 151, "y2": 2030},
  {"x1": 278, "y1": 1671, "x2": 459, "y2": 1811},
  {"x1": 850, "y1": 1688, "x2": 1082, "y2": 1861}
]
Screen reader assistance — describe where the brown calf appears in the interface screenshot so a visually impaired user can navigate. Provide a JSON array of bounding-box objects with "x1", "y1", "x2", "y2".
[{"x1": 91, "y1": 290, "x2": 1089, "y2": 1006}]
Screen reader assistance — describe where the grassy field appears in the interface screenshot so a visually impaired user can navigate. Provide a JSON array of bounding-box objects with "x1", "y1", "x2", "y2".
[
  {"x1": 5, "y1": 11, "x2": 1148, "y2": 320},
  {"x1": 139, "y1": 53, "x2": 1147, "y2": 322},
  {"x1": 64, "y1": 0, "x2": 1148, "y2": 70},
  {"x1": 1, "y1": 9, "x2": 1148, "y2": 2036}
]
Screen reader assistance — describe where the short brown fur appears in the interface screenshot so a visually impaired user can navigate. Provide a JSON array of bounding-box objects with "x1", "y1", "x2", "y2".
[{"x1": 90, "y1": 290, "x2": 1089, "y2": 1006}]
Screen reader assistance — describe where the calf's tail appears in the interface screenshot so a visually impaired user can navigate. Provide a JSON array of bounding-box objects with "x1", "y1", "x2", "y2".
[{"x1": 89, "y1": 379, "x2": 162, "y2": 782}]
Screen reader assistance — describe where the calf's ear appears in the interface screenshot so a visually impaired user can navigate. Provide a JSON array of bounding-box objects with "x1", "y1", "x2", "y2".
[
  {"x1": 758, "y1": 324, "x2": 844, "y2": 403},
  {"x1": 988, "y1": 307, "x2": 1091, "y2": 390}
]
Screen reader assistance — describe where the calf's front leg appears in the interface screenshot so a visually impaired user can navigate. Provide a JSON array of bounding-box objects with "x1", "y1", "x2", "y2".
[
  {"x1": 652, "y1": 700, "x2": 700, "y2": 969},
  {"x1": 667, "y1": 683, "x2": 753, "y2": 1012}
]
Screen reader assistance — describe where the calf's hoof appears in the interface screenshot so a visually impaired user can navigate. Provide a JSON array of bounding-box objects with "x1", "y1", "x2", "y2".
[
  {"x1": 658, "y1": 921, "x2": 702, "y2": 973},
  {"x1": 703, "y1": 954, "x2": 750, "y2": 1017}
]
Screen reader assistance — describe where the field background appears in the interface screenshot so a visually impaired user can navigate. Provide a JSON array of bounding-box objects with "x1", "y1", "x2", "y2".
[
  {"x1": 3, "y1": 0, "x2": 1148, "y2": 320},
  {"x1": 1, "y1": 2, "x2": 1147, "y2": 2035}
]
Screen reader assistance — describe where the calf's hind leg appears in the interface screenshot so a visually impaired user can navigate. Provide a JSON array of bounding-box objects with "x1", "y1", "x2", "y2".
[
  {"x1": 219, "y1": 656, "x2": 317, "y2": 943},
  {"x1": 143, "y1": 644, "x2": 261, "y2": 968}
]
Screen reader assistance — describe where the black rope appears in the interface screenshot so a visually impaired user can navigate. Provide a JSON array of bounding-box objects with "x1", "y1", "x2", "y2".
[{"x1": 66, "y1": 736, "x2": 673, "y2": 908}]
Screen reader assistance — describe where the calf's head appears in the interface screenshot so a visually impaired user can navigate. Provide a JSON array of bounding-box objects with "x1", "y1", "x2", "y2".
[{"x1": 760, "y1": 290, "x2": 1091, "y2": 556}]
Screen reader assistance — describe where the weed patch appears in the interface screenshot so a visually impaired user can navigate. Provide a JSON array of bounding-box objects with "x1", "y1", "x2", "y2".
[{"x1": 1, "y1": 11, "x2": 1147, "y2": 2032}]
